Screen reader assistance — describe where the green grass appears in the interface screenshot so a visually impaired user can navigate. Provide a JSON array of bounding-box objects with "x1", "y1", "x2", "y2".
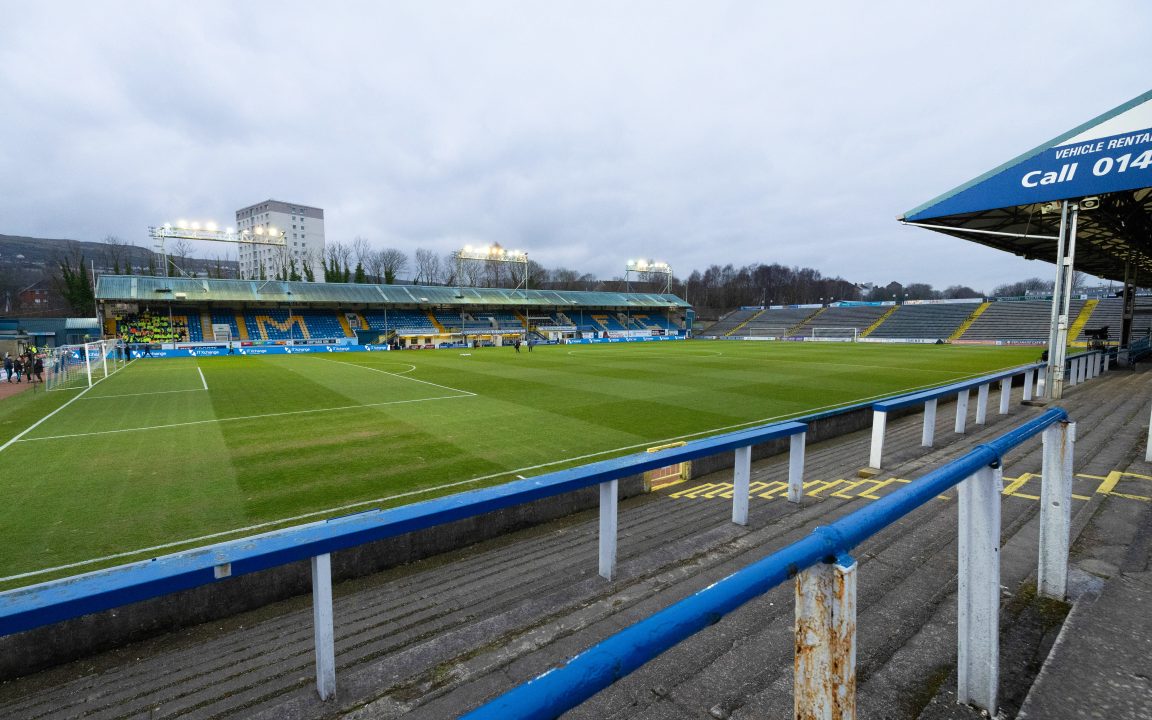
[{"x1": 0, "y1": 340, "x2": 1040, "y2": 587}]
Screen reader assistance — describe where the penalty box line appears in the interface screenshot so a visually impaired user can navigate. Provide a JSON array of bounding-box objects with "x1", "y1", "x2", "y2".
[{"x1": 18, "y1": 392, "x2": 475, "y2": 444}]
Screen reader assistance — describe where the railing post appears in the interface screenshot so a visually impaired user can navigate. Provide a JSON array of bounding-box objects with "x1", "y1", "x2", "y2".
[
  {"x1": 998, "y1": 378, "x2": 1010, "y2": 415},
  {"x1": 1146, "y1": 401, "x2": 1152, "y2": 463},
  {"x1": 1039, "y1": 422, "x2": 1076, "y2": 599},
  {"x1": 955, "y1": 389, "x2": 970, "y2": 433},
  {"x1": 957, "y1": 465, "x2": 1001, "y2": 713},
  {"x1": 312, "y1": 553, "x2": 336, "y2": 701},
  {"x1": 733, "y1": 445, "x2": 752, "y2": 525},
  {"x1": 1023, "y1": 368, "x2": 1034, "y2": 402},
  {"x1": 922, "y1": 398, "x2": 937, "y2": 447},
  {"x1": 1037, "y1": 366, "x2": 1047, "y2": 396},
  {"x1": 788, "y1": 432, "x2": 806, "y2": 504},
  {"x1": 599, "y1": 480, "x2": 618, "y2": 580},
  {"x1": 795, "y1": 557, "x2": 857, "y2": 720},
  {"x1": 869, "y1": 410, "x2": 887, "y2": 468},
  {"x1": 975, "y1": 383, "x2": 989, "y2": 425},
  {"x1": 1077, "y1": 357, "x2": 1086, "y2": 384},
  {"x1": 1104, "y1": 352, "x2": 1111, "y2": 373},
  {"x1": 1067, "y1": 359, "x2": 1078, "y2": 387}
]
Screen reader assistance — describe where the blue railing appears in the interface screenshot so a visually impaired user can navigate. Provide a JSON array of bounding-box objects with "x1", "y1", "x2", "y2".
[
  {"x1": 463, "y1": 408, "x2": 1072, "y2": 719},
  {"x1": 0, "y1": 359, "x2": 1073, "y2": 708}
]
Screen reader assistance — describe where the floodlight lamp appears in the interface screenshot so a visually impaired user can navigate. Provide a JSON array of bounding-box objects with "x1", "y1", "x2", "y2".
[
  {"x1": 190, "y1": 221, "x2": 201, "y2": 230},
  {"x1": 268, "y1": 226, "x2": 278, "y2": 235},
  {"x1": 464, "y1": 244, "x2": 473, "y2": 252},
  {"x1": 255, "y1": 226, "x2": 265, "y2": 235},
  {"x1": 226, "y1": 227, "x2": 235, "y2": 234},
  {"x1": 206, "y1": 221, "x2": 218, "y2": 231},
  {"x1": 163, "y1": 222, "x2": 172, "y2": 229},
  {"x1": 176, "y1": 219, "x2": 187, "y2": 228}
]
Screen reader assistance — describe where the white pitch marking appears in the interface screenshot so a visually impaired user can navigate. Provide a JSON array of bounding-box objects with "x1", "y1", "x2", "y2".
[
  {"x1": 83, "y1": 388, "x2": 207, "y2": 400},
  {"x1": 1, "y1": 361, "x2": 1033, "y2": 579},
  {"x1": 198, "y1": 366, "x2": 208, "y2": 390},
  {"x1": 19, "y1": 393, "x2": 474, "y2": 443},
  {"x1": 306, "y1": 356, "x2": 475, "y2": 396}
]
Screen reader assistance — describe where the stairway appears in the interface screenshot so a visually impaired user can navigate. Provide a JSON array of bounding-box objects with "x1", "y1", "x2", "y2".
[{"x1": 948, "y1": 301, "x2": 990, "y2": 341}]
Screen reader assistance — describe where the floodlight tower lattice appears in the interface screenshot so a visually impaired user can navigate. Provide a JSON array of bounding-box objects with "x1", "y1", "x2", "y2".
[
  {"x1": 452, "y1": 244, "x2": 531, "y2": 345},
  {"x1": 148, "y1": 222, "x2": 287, "y2": 278},
  {"x1": 625, "y1": 259, "x2": 673, "y2": 294}
]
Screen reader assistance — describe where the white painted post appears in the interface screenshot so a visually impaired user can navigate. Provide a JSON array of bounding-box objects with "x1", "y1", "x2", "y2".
[
  {"x1": 957, "y1": 466, "x2": 1001, "y2": 713},
  {"x1": 733, "y1": 445, "x2": 751, "y2": 525},
  {"x1": 1146, "y1": 402, "x2": 1152, "y2": 463},
  {"x1": 922, "y1": 398, "x2": 938, "y2": 447},
  {"x1": 1068, "y1": 359, "x2": 1079, "y2": 387},
  {"x1": 1039, "y1": 422, "x2": 1076, "y2": 599},
  {"x1": 975, "y1": 384, "x2": 989, "y2": 425},
  {"x1": 1094, "y1": 352, "x2": 1102, "y2": 377},
  {"x1": 869, "y1": 410, "x2": 887, "y2": 469},
  {"x1": 1077, "y1": 357, "x2": 1086, "y2": 384},
  {"x1": 1037, "y1": 366, "x2": 1047, "y2": 396},
  {"x1": 599, "y1": 480, "x2": 618, "y2": 580},
  {"x1": 1104, "y1": 352, "x2": 1111, "y2": 373},
  {"x1": 955, "y1": 389, "x2": 970, "y2": 433},
  {"x1": 788, "y1": 432, "x2": 806, "y2": 503},
  {"x1": 1023, "y1": 369, "x2": 1034, "y2": 402},
  {"x1": 795, "y1": 559, "x2": 857, "y2": 720},
  {"x1": 312, "y1": 553, "x2": 336, "y2": 701}
]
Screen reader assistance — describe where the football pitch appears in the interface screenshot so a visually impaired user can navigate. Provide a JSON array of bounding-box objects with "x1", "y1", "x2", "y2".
[{"x1": 0, "y1": 340, "x2": 1040, "y2": 588}]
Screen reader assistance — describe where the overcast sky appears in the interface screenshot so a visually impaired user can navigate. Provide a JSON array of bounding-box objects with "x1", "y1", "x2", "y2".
[{"x1": 2, "y1": 1, "x2": 1149, "y2": 292}]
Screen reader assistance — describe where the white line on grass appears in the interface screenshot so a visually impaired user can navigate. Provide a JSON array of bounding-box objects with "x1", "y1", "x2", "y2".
[
  {"x1": 198, "y1": 366, "x2": 208, "y2": 390},
  {"x1": 0, "y1": 359, "x2": 132, "y2": 455},
  {"x1": 2, "y1": 363, "x2": 1026, "y2": 582},
  {"x1": 82, "y1": 388, "x2": 208, "y2": 400},
  {"x1": 306, "y1": 356, "x2": 475, "y2": 395},
  {"x1": 18, "y1": 393, "x2": 474, "y2": 443}
]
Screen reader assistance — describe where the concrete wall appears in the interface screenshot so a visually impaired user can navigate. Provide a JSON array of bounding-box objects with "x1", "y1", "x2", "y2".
[{"x1": 0, "y1": 476, "x2": 644, "y2": 680}]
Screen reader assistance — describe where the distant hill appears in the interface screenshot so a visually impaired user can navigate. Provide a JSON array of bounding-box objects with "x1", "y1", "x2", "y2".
[{"x1": 0, "y1": 234, "x2": 238, "y2": 277}]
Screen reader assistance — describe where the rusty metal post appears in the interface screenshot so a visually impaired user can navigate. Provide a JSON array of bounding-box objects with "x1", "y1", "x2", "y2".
[
  {"x1": 733, "y1": 445, "x2": 751, "y2": 525},
  {"x1": 957, "y1": 465, "x2": 1001, "y2": 713},
  {"x1": 1039, "y1": 422, "x2": 1076, "y2": 599},
  {"x1": 788, "y1": 432, "x2": 806, "y2": 503},
  {"x1": 795, "y1": 558, "x2": 857, "y2": 720}
]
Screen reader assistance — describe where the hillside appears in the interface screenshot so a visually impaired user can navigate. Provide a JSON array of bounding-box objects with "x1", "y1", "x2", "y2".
[{"x1": 0, "y1": 234, "x2": 238, "y2": 276}]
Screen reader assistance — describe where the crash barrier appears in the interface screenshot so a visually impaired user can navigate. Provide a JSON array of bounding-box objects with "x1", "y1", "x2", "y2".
[{"x1": 464, "y1": 409, "x2": 1074, "y2": 719}]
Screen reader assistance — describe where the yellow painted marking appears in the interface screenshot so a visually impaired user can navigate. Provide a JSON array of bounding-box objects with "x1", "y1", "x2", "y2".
[
  {"x1": 754, "y1": 481, "x2": 789, "y2": 499},
  {"x1": 857, "y1": 477, "x2": 910, "y2": 500}
]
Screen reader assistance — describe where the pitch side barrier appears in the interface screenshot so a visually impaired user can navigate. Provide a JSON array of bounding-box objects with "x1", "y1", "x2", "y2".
[
  {"x1": 0, "y1": 421, "x2": 808, "y2": 700},
  {"x1": 464, "y1": 409, "x2": 1075, "y2": 719}
]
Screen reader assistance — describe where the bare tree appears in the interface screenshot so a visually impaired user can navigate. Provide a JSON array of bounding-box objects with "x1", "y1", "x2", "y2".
[
  {"x1": 352, "y1": 236, "x2": 373, "y2": 269},
  {"x1": 168, "y1": 239, "x2": 195, "y2": 277},
  {"x1": 414, "y1": 248, "x2": 442, "y2": 284},
  {"x1": 375, "y1": 248, "x2": 409, "y2": 284},
  {"x1": 101, "y1": 235, "x2": 133, "y2": 275}
]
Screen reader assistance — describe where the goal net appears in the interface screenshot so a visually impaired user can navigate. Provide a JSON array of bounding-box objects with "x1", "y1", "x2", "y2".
[
  {"x1": 744, "y1": 326, "x2": 790, "y2": 338},
  {"x1": 807, "y1": 327, "x2": 859, "y2": 342},
  {"x1": 45, "y1": 340, "x2": 126, "y2": 391}
]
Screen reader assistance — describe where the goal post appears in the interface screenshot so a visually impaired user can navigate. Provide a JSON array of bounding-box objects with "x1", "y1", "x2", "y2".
[
  {"x1": 809, "y1": 327, "x2": 859, "y2": 342},
  {"x1": 45, "y1": 339, "x2": 126, "y2": 391},
  {"x1": 744, "y1": 326, "x2": 790, "y2": 339}
]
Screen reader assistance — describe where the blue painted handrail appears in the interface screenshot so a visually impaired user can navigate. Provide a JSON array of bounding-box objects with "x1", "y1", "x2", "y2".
[
  {"x1": 873, "y1": 362, "x2": 1044, "y2": 412},
  {"x1": 462, "y1": 407, "x2": 1069, "y2": 720},
  {"x1": 0, "y1": 421, "x2": 807, "y2": 635}
]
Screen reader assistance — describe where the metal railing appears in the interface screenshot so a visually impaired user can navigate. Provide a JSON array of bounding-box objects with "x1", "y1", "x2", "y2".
[
  {"x1": 463, "y1": 409, "x2": 1075, "y2": 719},
  {"x1": 0, "y1": 360, "x2": 1076, "y2": 710}
]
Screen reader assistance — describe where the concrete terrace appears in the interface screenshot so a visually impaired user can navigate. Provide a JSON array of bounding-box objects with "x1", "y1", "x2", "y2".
[{"x1": 2, "y1": 368, "x2": 1151, "y2": 719}]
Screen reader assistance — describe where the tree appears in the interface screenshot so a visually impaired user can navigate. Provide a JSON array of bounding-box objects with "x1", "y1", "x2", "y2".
[
  {"x1": 376, "y1": 248, "x2": 408, "y2": 284},
  {"x1": 169, "y1": 239, "x2": 193, "y2": 277},
  {"x1": 55, "y1": 246, "x2": 94, "y2": 315},
  {"x1": 414, "y1": 248, "x2": 442, "y2": 285},
  {"x1": 101, "y1": 235, "x2": 132, "y2": 275},
  {"x1": 903, "y1": 283, "x2": 937, "y2": 301},
  {"x1": 991, "y1": 277, "x2": 1050, "y2": 298},
  {"x1": 353, "y1": 261, "x2": 366, "y2": 284},
  {"x1": 942, "y1": 285, "x2": 983, "y2": 299}
]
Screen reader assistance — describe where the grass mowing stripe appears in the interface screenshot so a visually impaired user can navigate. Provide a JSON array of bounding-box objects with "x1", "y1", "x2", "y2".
[
  {"x1": 305, "y1": 355, "x2": 476, "y2": 395},
  {"x1": 19, "y1": 393, "x2": 476, "y2": 443},
  {"x1": 0, "y1": 360, "x2": 1026, "y2": 582},
  {"x1": 82, "y1": 388, "x2": 208, "y2": 400}
]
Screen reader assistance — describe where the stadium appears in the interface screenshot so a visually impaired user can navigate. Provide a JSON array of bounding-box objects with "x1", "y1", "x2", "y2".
[{"x1": 2, "y1": 81, "x2": 1152, "y2": 720}]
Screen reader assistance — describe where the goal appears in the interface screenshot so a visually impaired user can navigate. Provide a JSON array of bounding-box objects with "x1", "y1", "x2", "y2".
[
  {"x1": 745, "y1": 325, "x2": 790, "y2": 339},
  {"x1": 807, "y1": 327, "x2": 859, "y2": 342},
  {"x1": 45, "y1": 340, "x2": 127, "y2": 391}
]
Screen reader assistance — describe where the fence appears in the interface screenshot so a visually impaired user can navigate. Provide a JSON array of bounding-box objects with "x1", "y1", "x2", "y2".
[
  {"x1": 0, "y1": 360, "x2": 1086, "y2": 714},
  {"x1": 463, "y1": 409, "x2": 1075, "y2": 719}
]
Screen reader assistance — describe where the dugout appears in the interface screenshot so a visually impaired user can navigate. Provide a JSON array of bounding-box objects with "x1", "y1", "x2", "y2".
[{"x1": 901, "y1": 88, "x2": 1152, "y2": 399}]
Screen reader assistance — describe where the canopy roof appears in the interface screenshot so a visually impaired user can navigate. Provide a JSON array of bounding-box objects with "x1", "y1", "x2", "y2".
[
  {"x1": 901, "y1": 89, "x2": 1152, "y2": 282},
  {"x1": 95, "y1": 275, "x2": 689, "y2": 310}
]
